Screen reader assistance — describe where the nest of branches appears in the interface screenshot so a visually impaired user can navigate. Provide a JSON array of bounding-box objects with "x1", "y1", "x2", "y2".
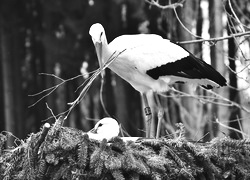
[{"x1": 0, "y1": 116, "x2": 250, "y2": 180}]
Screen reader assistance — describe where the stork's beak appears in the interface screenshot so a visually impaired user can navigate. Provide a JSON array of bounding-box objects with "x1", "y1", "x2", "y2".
[{"x1": 94, "y1": 41, "x2": 105, "y2": 78}]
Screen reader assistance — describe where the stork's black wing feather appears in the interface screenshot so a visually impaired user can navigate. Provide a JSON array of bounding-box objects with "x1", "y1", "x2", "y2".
[{"x1": 146, "y1": 54, "x2": 227, "y2": 88}]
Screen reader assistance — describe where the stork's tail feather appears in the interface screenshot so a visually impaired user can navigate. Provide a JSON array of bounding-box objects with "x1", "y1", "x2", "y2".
[{"x1": 193, "y1": 56, "x2": 227, "y2": 88}]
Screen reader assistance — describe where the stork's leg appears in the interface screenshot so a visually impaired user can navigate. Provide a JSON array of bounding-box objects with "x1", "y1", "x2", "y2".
[
  {"x1": 142, "y1": 93, "x2": 152, "y2": 138},
  {"x1": 155, "y1": 94, "x2": 164, "y2": 138},
  {"x1": 156, "y1": 109, "x2": 164, "y2": 138}
]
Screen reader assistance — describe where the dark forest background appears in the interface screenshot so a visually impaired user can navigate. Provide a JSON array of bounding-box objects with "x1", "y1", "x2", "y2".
[{"x1": 1, "y1": 0, "x2": 250, "y2": 146}]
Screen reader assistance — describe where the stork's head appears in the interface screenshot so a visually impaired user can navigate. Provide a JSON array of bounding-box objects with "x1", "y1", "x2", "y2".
[
  {"x1": 89, "y1": 23, "x2": 107, "y2": 77},
  {"x1": 89, "y1": 23, "x2": 105, "y2": 44},
  {"x1": 89, "y1": 117, "x2": 119, "y2": 141}
]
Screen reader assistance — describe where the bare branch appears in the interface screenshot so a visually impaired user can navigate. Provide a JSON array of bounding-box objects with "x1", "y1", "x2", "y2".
[
  {"x1": 231, "y1": 0, "x2": 250, "y2": 24},
  {"x1": 228, "y1": 0, "x2": 245, "y2": 33},
  {"x1": 223, "y1": 1, "x2": 249, "y2": 64},
  {"x1": 46, "y1": 103, "x2": 56, "y2": 120},
  {"x1": 200, "y1": 87, "x2": 250, "y2": 114},
  {"x1": 173, "y1": 6, "x2": 202, "y2": 40},
  {"x1": 28, "y1": 73, "x2": 93, "y2": 108},
  {"x1": 28, "y1": 86, "x2": 58, "y2": 108},
  {"x1": 147, "y1": 0, "x2": 250, "y2": 45},
  {"x1": 65, "y1": 49, "x2": 126, "y2": 119},
  {"x1": 145, "y1": 0, "x2": 185, "y2": 9},
  {"x1": 39, "y1": 73, "x2": 65, "y2": 82},
  {"x1": 158, "y1": 86, "x2": 250, "y2": 114},
  {"x1": 215, "y1": 118, "x2": 249, "y2": 138},
  {"x1": 177, "y1": 31, "x2": 250, "y2": 44}
]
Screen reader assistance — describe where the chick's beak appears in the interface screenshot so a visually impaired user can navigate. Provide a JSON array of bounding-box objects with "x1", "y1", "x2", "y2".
[{"x1": 89, "y1": 127, "x2": 97, "y2": 134}]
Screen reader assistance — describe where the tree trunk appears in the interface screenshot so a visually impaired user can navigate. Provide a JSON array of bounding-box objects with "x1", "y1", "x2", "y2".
[
  {"x1": 228, "y1": 37, "x2": 242, "y2": 139},
  {"x1": 0, "y1": 18, "x2": 5, "y2": 133},
  {"x1": 0, "y1": 0, "x2": 25, "y2": 145},
  {"x1": 0, "y1": 14, "x2": 16, "y2": 147},
  {"x1": 30, "y1": 33, "x2": 47, "y2": 132},
  {"x1": 206, "y1": 0, "x2": 229, "y2": 140},
  {"x1": 226, "y1": 2, "x2": 243, "y2": 139},
  {"x1": 41, "y1": 2, "x2": 61, "y2": 124},
  {"x1": 177, "y1": 0, "x2": 202, "y2": 140}
]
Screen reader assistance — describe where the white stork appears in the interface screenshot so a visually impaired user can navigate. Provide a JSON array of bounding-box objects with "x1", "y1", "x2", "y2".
[
  {"x1": 89, "y1": 23, "x2": 227, "y2": 138},
  {"x1": 87, "y1": 117, "x2": 120, "y2": 141}
]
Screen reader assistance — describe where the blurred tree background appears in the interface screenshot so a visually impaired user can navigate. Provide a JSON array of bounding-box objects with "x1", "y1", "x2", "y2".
[{"x1": 1, "y1": 0, "x2": 250, "y2": 146}]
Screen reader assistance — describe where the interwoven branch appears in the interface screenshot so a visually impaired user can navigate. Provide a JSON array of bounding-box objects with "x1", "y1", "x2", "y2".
[{"x1": 0, "y1": 117, "x2": 250, "y2": 180}]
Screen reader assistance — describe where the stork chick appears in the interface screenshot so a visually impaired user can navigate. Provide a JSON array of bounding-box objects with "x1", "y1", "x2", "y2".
[{"x1": 87, "y1": 117, "x2": 119, "y2": 141}]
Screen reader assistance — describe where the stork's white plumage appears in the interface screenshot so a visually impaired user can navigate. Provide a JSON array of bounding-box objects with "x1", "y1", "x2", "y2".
[
  {"x1": 89, "y1": 23, "x2": 227, "y2": 138},
  {"x1": 87, "y1": 117, "x2": 119, "y2": 141}
]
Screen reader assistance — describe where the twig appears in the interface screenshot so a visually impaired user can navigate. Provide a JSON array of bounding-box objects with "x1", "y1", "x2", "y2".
[
  {"x1": 28, "y1": 74, "x2": 89, "y2": 108},
  {"x1": 172, "y1": 0, "x2": 249, "y2": 45},
  {"x1": 158, "y1": 86, "x2": 250, "y2": 114},
  {"x1": 66, "y1": 49, "x2": 126, "y2": 118},
  {"x1": 228, "y1": 0, "x2": 245, "y2": 33},
  {"x1": 39, "y1": 123, "x2": 51, "y2": 144},
  {"x1": 231, "y1": 0, "x2": 250, "y2": 24},
  {"x1": 215, "y1": 118, "x2": 249, "y2": 138},
  {"x1": 1, "y1": 131, "x2": 21, "y2": 148},
  {"x1": 196, "y1": 132, "x2": 210, "y2": 143},
  {"x1": 173, "y1": 5, "x2": 202, "y2": 40},
  {"x1": 33, "y1": 123, "x2": 50, "y2": 155},
  {"x1": 177, "y1": 31, "x2": 250, "y2": 44},
  {"x1": 74, "y1": 69, "x2": 99, "y2": 92},
  {"x1": 225, "y1": 63, "x2": 250, "y2": 85},
  {"x1": 200, "y1": 87, "x2": 250, "y2": 114},
  {"x1": 159, "y1": 88, "x2": 229, "y2": 106},
  {"x1": 46, "y1": 103, "x2": 57, "y2": 120},
  {"x1": 170, "y1": 95, "x2": 197, "y2": 134},
  {"x1": 237, "y1": 115, "x2": 245, "y2": 138},
  {"x1": 145, "y1": 0, "x2": 185, "y2": 9},
  {"x1": 225, "y1": 1, "x2": 250, "y2": 71}
]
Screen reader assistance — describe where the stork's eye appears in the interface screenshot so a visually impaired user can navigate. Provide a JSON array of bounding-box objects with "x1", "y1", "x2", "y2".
[
  {"x1": 98, "y1": 123, "x2": 103, "y2": 127},
  {"x1": 100, "y1": 32, "x2": 103, "y2": 39}
]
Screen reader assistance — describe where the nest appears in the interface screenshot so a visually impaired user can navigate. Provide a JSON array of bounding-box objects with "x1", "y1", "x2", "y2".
[{"x1": 0, "y1": 116, "x2": 250, "y2": 180}]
